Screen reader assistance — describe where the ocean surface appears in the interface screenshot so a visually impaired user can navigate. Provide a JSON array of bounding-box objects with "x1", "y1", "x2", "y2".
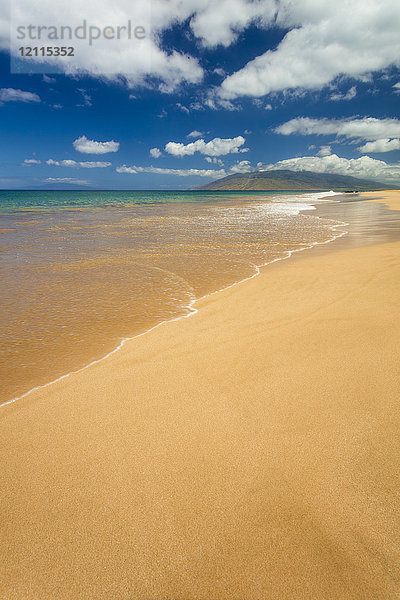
[{"x1": 0, "y1": 189, "x2": 344, "y2": 403}]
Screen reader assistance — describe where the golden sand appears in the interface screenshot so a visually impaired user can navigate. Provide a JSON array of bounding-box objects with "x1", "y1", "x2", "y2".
[
  {"x1": 1, "y1": 191, "x2": 400, "y2": 599},
  {"x1": 363, "y1": 189, "x2": 400, "y2": 210}
]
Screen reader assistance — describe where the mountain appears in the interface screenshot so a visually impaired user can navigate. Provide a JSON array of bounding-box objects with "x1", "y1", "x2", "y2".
[{"x1": 196, "y1": 169, "x2": 394, "y2": 191}]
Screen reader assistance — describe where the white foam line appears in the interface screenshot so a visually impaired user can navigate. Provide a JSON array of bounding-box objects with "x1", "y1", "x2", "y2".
[{"x1": 1, "y1": 192, "x2": 348, "y2": 409}]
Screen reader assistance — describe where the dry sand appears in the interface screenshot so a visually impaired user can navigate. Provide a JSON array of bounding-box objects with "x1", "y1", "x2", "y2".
[
  {"x1": 363, "y1": 189, "x2": 400, "y2": 210},
  {"x1": 1, "y1": 191, "x2": 400, "y2": 600}
]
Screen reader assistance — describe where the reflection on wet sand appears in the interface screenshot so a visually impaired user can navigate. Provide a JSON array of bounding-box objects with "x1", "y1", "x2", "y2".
[{"x1": 2, "y1": 193, "x2": 398, "y2": 403}]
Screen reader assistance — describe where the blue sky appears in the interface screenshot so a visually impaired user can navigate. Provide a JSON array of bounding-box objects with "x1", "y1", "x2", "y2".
[{"x1": 0, "y1": 0, "x2": 399, "y2": 189}]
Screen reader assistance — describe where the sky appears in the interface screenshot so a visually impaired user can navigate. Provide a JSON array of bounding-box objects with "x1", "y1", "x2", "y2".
[{"x1": 0, "y1": 0, "x2": 399, "y2": 189}]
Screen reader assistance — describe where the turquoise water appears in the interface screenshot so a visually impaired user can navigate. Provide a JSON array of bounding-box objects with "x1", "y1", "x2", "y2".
[
  {"x1": 0, "y1": 189, "x2": 343, "y2": 403},
  {"x1": 0, "y1": 189, "x2": 330, "y2": 210}
]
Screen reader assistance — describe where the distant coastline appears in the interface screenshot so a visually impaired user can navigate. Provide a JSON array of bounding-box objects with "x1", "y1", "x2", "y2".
[{"x1": 196, "y1": 169, "x2": 395, "y2": 191}]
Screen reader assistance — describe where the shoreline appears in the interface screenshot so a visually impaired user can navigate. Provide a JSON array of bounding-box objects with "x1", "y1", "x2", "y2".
[
  {"x1": 1, "y1": 190, "x2": 347, "y2": 409},
  {"x1": 1, "y1": 190, "x2": 400, "y2": 599}
]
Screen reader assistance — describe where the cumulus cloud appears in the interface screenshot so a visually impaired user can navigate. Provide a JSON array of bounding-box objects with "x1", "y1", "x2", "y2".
[
  {"x1": 5, "y1": 0, "x2": 204, "y2": 90},
  {"x1": 0, "y1": 88, "x2": 40, "y2": 104},
  {"x1": 149, "y1": 147, "x2": 162, "y2": 158},
  {"x1": 3, "y1": 1, "x2": 400, "y2": 97},
  {"x1": 262, "y1": 154, "x2": 400, "y2": 184},
  {"x1": 218, "y1": 0, "x2": 400, "y2": 99},
  {"x1": 23, "y1": 158, "x2": 41, "y2": 165},
  {"x1": 73, "y1": 136, "x2": 120, "y2": 154},
  {"x1": 358, "y1": 139, "x2": 400, "y2": 153},
  {"x1": 188, "y1": 0, "x2": 276, "y2": 47},
  {"x1": 317, "y1": 145, "x2": 332, "y2": 157},
  {"x1": 230, "y1": 160, "x2": 253, "y2": 173},
  {"x1": 275, "y1": 117, "x2": 400, "y2": 141},
  {"x1": 46, "y1": 159, "x2": 111, "y2": 168},
  {"x1": 116, "y1": 165, "x2": 226, "y2": 178},
  {"x1": 165, "y1": 136, "x2": 245, "y2": 157}
]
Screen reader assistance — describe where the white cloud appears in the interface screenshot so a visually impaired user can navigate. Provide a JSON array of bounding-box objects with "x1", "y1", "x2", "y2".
[
  {"x1": 275, "y1": 117, "x2": 400, "y2": 141},
  {"x1": 358, "y1": 138, "x2": 400, "y2": 153},
  {"x1": 218, "y1": 0, "x2": 400, "y2": 99},
  {"x1": 205, "y1": 157, "x2": 224, "y2": 166},
  {"x1": 73, "y1": 136, "x2": 120, "y2": 154},
  {"x1": 187, "y1": 130, "x2": 203, "y2": 139},
  {"x1": 204, "y1": 97, "x2": 239, "y2": 111},
  {"x1": 46, "y1": 159, "x2": 111, "y2": 168},
  {"x1": 5, "y1": 0, "x2": 204, "y2": 91},
  {"x1": 393, "y1": 82, "x2": 400, "y2": 93},
  {"x1": 0, "y1": 88, "x2": 40, "y2": 104},
  {"x1": 149, "y1": 147, "x2": 162, "y2": 158},
  {"x1": 230, "y1": 160, "x2": 253, "y2": 173},
  {"x1": 317, "y1": 145, "x2": 332, "y2": 157},
  {"x1": 165, "y1": 136, "x2": 245, "y2": 157},
  {"x1": 3, "y1": 1, "x2": 400, "y2": 97},
  {"x1": 116, "y1": 165, "x2": 226, "y2": 178},
  {"x1": 176, "y1": 103, "x2": 190, "y2": 114},
  {"x1": 262, "y1": 153, "x2": 400, "y2": 184},
  {"x1": 188, "y1": 0, "x2": 276, "y2": 47},
  {"x1": 213, "y1": 68, "x2": 226, "y2": 77},
  {"x1": 330, "y1": 86, "x2": 357, "y2": 101},
  {"x1": 77, "y1": 89, "x2": 92, "y2": 107},
  {"x1": 252, "y1": 100, "x2": 272, "y2": 110},
  {"x1": 189, "y1": 102, "x2": 204, "y2": 111},
  {"x1": 23, "y1": 158, "x2": 41, "y2": 165},
  {"x1": 44, "y1": 177, "x2": 92, "y2": 185}
]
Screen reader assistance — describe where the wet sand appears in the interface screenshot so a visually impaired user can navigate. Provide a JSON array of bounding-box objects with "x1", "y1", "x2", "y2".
[
  {"x1": 1, "y1": 191, "x2": 400, "y2": 599},
  {"x1": 0, "y1": 192, "x2": 341, "y2": 403}
]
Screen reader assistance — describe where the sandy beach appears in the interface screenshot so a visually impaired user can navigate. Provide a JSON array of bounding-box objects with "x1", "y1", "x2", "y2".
[
  {"x1": 1, "y1": 191, "x2": 400, "y2": 599},
  {"x1": 364, "y1": 189, "x2": 400, "y2": 210}
]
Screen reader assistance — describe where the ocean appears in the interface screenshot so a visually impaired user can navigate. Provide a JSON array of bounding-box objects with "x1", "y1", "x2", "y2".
[{"x1": 0, "y1": 189, "x2": 344, "y2": 403}]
